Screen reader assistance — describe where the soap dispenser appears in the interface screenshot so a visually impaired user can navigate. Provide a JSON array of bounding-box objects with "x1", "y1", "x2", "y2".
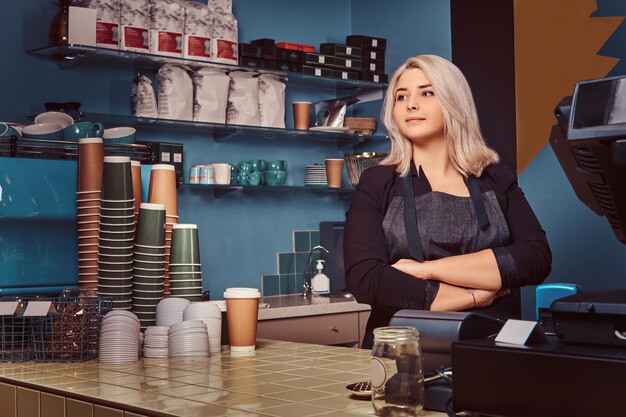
[{"x1": 311, "y1": 259, "x2": 330, "y2": 295}]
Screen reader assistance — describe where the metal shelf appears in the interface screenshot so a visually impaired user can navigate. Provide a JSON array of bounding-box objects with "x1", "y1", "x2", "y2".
[
  {"x1": 27, "y1": 44, "x2": 387, "y2": 92},
  {"x1": 183, "y1": 183, "x2": 355, "y2": 198}
]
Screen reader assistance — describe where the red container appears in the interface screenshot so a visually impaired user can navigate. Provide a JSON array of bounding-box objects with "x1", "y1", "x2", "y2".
[{"x1": 276, "y1": 42, "x2": 315, "y2": 53}]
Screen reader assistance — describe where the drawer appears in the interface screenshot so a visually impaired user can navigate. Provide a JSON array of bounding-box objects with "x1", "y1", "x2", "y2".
[{"x1": 258, "y1": 312, "x2": 359, "y2": 345}]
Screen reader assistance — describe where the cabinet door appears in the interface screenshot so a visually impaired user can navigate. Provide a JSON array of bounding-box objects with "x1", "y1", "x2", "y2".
[{"x1": 258, "y1": 313, "x2": 360, "y2": 345}]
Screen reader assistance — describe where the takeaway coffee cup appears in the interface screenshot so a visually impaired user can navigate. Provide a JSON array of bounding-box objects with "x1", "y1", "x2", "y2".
[
  {"x1": 325, "y1": 158, "x2": 344, "y2": 188},
  {"x1": 224, "y1": 287, "x2": 261, "y2": 352},
  {"x1": 292, "y1": 101, "x2": 311, "y2": 130}
]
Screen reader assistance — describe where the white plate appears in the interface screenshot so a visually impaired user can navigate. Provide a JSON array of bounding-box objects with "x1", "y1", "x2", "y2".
[{"x1": 309, "y1": 126, "x2": 350, "y2": 133}]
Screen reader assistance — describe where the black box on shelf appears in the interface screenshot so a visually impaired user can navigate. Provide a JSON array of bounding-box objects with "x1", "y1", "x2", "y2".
[
  {"x1": 239, "y1": 43, "x2": 274, "y2": 60},
  {"x1": 137, "y1": 141, "x2": 184, "y2": 185},
  {"x1": 361, "y1": 59, "x2": 385, "y2": 74},
  {"x1": 305, "y1": 53, "x2": 362, "y2": 71},
  {"x1": 360, "y1": 71, "x2": 388, "y2": 84},
  {"x1": 239, "y1": 56, "x2": 273, "y2": 70},
  {"x1": 273, "y1": 61, "x2": 303, "y2": 72},
  {"x1": 360, "y1": 48, "x2": 385, "y2": 63},
  {"x1": 250, "y1": 38, "x2": 275, "y2": 47},
  {"x1": 319, "y1": 43, "x2": 362, "y2": 59},
  {"x1": 273, "y1": 47, "x2": 305, "y2": 63},
  {"x1": 347, "y1": 34, "x2": 387, "y2": 51},
  {"x1": 303, "y1": 65, "x2": 359, "y2": 81}
]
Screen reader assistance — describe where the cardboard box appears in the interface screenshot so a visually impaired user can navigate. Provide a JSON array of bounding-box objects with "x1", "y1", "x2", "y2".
[
  {"x1": 360, "y1": 48, "x2": 386, "y2": 63},
  {"x1": 360, "y1": 71, "x2": 388, "y2": 84},
  {"x1": 273, "y1": 61, "x2": 303, "y2": 72},
  {"x1": 305, "y1": 53, "x2": 362, "y2": 71},
  {"x1": 276, "y1": 42, "x2": 315, "y2": 53},
  {"x1": 347, "y1": 35, "x2": 387, "y2": 51},
  {"x1": 239, "y1": 56, "x2": 273, "y2": 70},
  {"x1": 251, "y1": 38, "x2": 275, "y2": 47},
  {"x1": 319, "y1": 43, "x2": 362, "y2": 59},
  {"x1": 361, "y1": 59, "x2": 385, "y2": 74},
  {"x1": 239, "y1": 43, "x2": 274, "y2": 59},
  {"x1": 273, "y1": 47, "x2": 304, "y2": 63},
  {"x1": 303, "y1": 65, "x2": 359, "y2": 81}
]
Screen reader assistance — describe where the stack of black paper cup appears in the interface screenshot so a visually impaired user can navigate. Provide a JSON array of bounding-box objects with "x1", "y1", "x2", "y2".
[{"x1": 169, "y1": 224, "x2": 203, "y2": 302}]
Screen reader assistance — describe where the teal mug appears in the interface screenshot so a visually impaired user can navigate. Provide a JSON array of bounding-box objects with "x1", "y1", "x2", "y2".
[
  {"x1": 248, "y1": 171, "x2": 263, "y2": 186},
  {"x1": 103, "y1": 126, "x2": 136, "y2": 144},
  {"x1": 63, "y1": 121, "x2": 104, "y2": 141},
  {"x1": 268, "y1": 160, "x2": 287, "y2": 171},
  {"x1": 0, "y1": 123, "x2": 21, "y2": 138},
  {"x1": 265, "y1": 170, "x2": 287, "y2": 186}
]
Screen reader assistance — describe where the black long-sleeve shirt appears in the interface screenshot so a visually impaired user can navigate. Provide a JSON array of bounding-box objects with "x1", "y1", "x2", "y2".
[{"x1": 344, "y1": 163, "x2": 552, "y2": 344}]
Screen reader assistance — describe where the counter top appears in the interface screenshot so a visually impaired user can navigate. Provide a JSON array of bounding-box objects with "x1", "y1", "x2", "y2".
[
  {"x1": 0, "y1": 340, "x2": 444, "y2": 417},
  {"x1": 257, "y1": 294, "x2": 371, "y2": 321}
]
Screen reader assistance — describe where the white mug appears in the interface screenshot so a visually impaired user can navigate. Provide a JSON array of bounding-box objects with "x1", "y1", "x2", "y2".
[{"x1": 212, "y1": 163, "x2": 231, "y2": 185}]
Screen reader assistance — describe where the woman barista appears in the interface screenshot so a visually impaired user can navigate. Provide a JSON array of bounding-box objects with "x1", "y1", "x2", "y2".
[{"x1": 344, "y1": 55, "x2": 552, "y2": 349}]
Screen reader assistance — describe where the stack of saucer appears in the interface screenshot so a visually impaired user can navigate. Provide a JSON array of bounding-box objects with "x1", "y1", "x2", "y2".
[
  {"x1": 99, "y1": 310, "x2": 140, "y2": 364},
  {"x1": 131, "y1": 203, "x2": 166, "y2": 329},
  {"x1": 147, "y1": 164, "x2": 179, "y2": 297},
  {"x1": 183, "y1": 301, "x2": 222, "y2": 354},
  {"x1": 97, "y1": 156, "x2": 136, "y2": 310},
  {"x1": 305, "y1": 164, "x2": 327, "y2": 187},
  {"x1": 155, "y1": 297, "x2": 190, "y2": 327},
  {"x1": 169, "y1": 224, "x2": 203, "y2": 302},
  {"x1": 77, "y1": 138, "x2": 105, "y2": 289},
  {"x1": 168, "y1": 320, "x2": 209, "y2": 359},
  {"x1": 142, "y1": 326, "x2": 169, "y2": 359}
]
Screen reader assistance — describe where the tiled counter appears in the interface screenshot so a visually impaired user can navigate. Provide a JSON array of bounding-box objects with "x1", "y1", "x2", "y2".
[{"x1": 0, "y1": 340, "x2": 444, "y2": 417}]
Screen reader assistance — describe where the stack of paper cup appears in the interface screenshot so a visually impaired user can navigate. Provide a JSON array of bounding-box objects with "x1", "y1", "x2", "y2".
[
  {"x1": 155, "y1": 297, "x2": 190, "y2": 327},
  {"x1": 147, "y1": 164, "x2": 178, "y2": 296},
  {"x1": 169, "y1": 224, "x2": 203, "y2": 302},
  {"x1": 77, "y1": 138, "x2": 105, "y2": 289},
  {"x1": 131, "y1": 203, "x2": 166, "y2": 329},
  {"x1": 98, "y1": 156, "x2": 135, "y2": 310},
  {"x1": 99, "y1": 310, "x2": 141, "y2": 364},
  {"x1": 142, "y1": 326, "x2": 169, "y2": 358},
  {"x1": 183, "y1": 301, "x2": 222, "y2": 354},
  {"x1": 168, "y1": 320, "x2": 210, "y2": 359}
]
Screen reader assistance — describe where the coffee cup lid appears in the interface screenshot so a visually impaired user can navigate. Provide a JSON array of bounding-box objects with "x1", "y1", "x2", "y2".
[
  {"x1": 131, "y1": 160, "x2": 141, "y2": 167},
  {"x1": 140, "y1": 203, "x2": 166, "y2": 210},
  {"x1": 223, "y1": 287, "x2": 261, "y2": 299},
  {"x1": 79, "y1": 138, "x2": 103, "y2": 144},
  {"x1": 172, "y1": 224, "x2": 197, "y2": 230},
  {"x1": 151, "y1": 164, "x2": 175, "y2": 171},
  {"x1": 104, "y1": 156, "x2": 131, "y2": 163}
]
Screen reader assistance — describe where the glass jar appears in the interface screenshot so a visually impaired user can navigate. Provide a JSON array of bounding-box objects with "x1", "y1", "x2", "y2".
[{"x1": 371, "y1": 326, "x2": 424, "y2": 416}]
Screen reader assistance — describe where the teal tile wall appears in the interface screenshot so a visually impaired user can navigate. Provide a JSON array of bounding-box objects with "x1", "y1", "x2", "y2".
[{"x1": 261, "y1": 230, "x2": 322, "y2": 296}]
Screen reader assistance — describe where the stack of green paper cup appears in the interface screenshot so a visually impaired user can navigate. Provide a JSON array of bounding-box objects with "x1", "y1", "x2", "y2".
[
  {"x1": 97, "y1": 156, "x2": 135, "y2": 310},
  {"x1": 131, "y1": 202, "x2": 166, "y2": 329},
  {"x1": 169, "y1": 224, "x2": 203, "y2": 302}
]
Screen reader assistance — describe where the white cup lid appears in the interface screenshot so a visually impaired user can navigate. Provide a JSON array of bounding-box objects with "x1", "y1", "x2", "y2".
[
  {"x1": 223, "y1": 288, "x2": 261, "y2": 299},
  {"x1": 104, "y1": 156, "x2": 131, "y2": 163},
  {"x1": 140, "y1": 203, "x2": 166, "y2": 210},
  {"x1": 151, "y1": 164, "x2": 175, "y2": 171},
  {"x1": 172, "y1": 224, "x2": 197, "y2": 229},
  {"x1": 131, "y1": 160, "x2": 141, "y2": 167},
  {"x1": 79, "y1": 138, "x2": 103, "y2": 144}
]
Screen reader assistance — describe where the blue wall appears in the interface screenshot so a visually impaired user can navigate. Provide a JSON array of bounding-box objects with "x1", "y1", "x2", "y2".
[{"x1": 0, "y1": 1, "x2": 452, "y2": 298}]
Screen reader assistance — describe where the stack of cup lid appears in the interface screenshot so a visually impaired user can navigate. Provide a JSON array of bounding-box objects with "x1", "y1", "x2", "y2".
[
  {"x1": 155, "y1": 297, "x2": 190, "y2": 327},
  {"x1": 169, "y1": 224, "x2": 203, "y2": 302},
  {"x1": 99, "y1": 310, "x2": 141, "y2": 364},
  {"x1": 131, "y1": 160, "x2": 142, "y2": 222},
  {"x1": 97, "y1": 156, "x2": 135, "y2": 311},
  {"x1": 168, "y1": 320, "x2": 210, "y2": 359},
  {"x1": 183, "y1": 301, "x2": 222, "y2": 354},
  {"x1": 77, "y1": 138, "x2": 105, "y2": 289},
  {"x1": 142, "y1": 326, "x2": 169, "y2": 358},
  {"x1": 131, "y1": 202, "x2": 166, "y2": 329},
  {"x1": 147, "y1": 164, "x2": 178, "y2": 297},
  {"x1": 305, "y1": 163, "x2": 328, "y2": 187}
]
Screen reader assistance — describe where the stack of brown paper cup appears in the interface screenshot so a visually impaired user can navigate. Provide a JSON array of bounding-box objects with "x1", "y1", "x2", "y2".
[
  {"x1": 98, "y1": 156, "x2": 136, "y2": 311},
  {"x1": 131, "y1": 160, "x2": 143, "y2": 222},
  {"x1": 325, "y1": 158, "x2": 344, "y2": 188},
  {"x1": 77, "y1": 138, "x2": 105, "y2": 289},
  {"x1": 147, "y1": 164, "x2": 178, "y2": 297}
]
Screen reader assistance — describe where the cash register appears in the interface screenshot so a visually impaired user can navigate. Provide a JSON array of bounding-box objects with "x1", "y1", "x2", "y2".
[{"x1": 452, "y1": 75, "x2": 626, "y2": 417}]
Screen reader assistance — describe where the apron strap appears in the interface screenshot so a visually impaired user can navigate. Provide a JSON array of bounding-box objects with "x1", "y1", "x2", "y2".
[
  {"x1": 466, "y1": 175, "x2": 490, "y2": 229},
  {"x1": 402, "y1": 171, "x2": 425, "y2": 262}
]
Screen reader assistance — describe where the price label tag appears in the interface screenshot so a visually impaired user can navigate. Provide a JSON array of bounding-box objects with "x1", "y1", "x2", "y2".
[
  {"x1": 173, "y1": 153, "x2": 182, "y2": 163},
  {"x1": 0, "y1": 302, "x2": 19, "y2": 316},
  {"x1": 342, "y1": 72, "x2": 348, "y2": 79},
  {"x1": 372, "y1": 39, "x2": 378, "y2": 48},
  {"x1": 24, "y1": 301, "x2": 53, "y2": 317},
  {"x1": 315, "y1": 68, "x2": 321, "y2": 76},
  {"x1": 161, "y1": 152, "x2": 171, "y2": 162},
  {"x1": 346, "y1": 47, "x2": 352, "y2": 55},
  {"x1": 346, "y1": 60, "x2": 352, "y2": 68}
]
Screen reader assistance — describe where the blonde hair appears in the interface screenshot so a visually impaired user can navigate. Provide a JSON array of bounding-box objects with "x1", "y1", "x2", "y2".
[{"x1": 380, "y1": 54, "x2": 499, "y2": 177}]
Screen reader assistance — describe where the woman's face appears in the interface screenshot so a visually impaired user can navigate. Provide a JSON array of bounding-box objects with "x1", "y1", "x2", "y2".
[{"x1": 392, "y1": 68, "x2": 445, "y2": 144}]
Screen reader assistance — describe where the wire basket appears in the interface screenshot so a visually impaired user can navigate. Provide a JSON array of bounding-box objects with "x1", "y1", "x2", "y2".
[
  {"x1": 31, "y1": 292, "x2": 112, "y2": 362},
  {"x1": 344, "y1": 152, "x2": 388, "y2": 189},
  {"x1": 0, "y1": 298, "x2": 33, "y2": 362}
]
